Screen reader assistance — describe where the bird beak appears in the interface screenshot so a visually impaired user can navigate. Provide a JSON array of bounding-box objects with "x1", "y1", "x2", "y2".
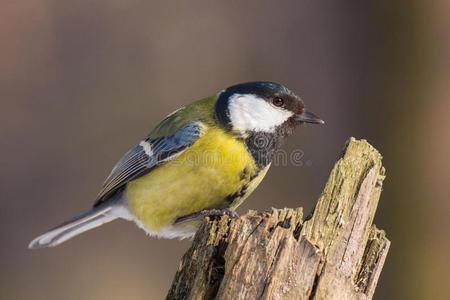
[{"x1": 295, "y1": 111, "x2": 325, "y2": 124}]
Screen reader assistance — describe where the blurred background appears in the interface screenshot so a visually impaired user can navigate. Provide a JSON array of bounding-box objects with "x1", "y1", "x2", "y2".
[{"x1": 1, "y1": 1, "x2": 449, "y2": 299}]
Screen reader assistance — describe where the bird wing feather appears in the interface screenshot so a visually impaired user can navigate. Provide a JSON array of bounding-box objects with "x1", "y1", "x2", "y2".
[{"x1": 94, "y1": 121, "x2": 204, "y2": 206}]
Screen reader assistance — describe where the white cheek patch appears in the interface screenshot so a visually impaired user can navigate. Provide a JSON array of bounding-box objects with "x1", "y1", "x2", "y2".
[{"x1": 228, "y1": 94, "x2": 293, "y2": 132}]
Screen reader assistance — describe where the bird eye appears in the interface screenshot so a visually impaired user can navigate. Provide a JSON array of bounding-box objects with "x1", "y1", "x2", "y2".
[{"x1": 272, "y1": 97, "x2": 284, "y2": 107}]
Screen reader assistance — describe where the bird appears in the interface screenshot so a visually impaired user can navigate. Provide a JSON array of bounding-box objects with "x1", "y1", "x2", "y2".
[{"x1": 29, "y1": 81, "x2": 324, "y2": 249}]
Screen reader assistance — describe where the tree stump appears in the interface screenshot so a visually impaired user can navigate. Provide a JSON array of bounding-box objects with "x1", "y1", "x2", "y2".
[{"x1": 166, "y1": 138, "x2": 390, "y2": 300}]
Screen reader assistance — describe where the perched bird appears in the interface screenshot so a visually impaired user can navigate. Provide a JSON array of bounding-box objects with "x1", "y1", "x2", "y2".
[{"x1": 29, "y1": 81, "x2": 324, "y2": 248}]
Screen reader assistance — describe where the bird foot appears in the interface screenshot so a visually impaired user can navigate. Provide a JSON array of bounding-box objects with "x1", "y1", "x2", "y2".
[{"x1": 174, "y1": 208, "x2": 239, "y2": 225}]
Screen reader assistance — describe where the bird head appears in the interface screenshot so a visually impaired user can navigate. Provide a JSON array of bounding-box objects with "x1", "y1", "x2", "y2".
[{"x1": 215, "y1": 82, "x2": 324, "y2": 136}]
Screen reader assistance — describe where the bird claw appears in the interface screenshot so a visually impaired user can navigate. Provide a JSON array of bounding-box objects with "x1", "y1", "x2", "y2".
[{"x1": 174, "y1": 208, "x2": 239, "y2": 225}]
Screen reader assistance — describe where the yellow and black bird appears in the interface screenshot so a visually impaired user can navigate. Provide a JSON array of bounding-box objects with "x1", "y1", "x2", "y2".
[{"x1": 29, "y1": 81, "x2": 324, "y2": 248}]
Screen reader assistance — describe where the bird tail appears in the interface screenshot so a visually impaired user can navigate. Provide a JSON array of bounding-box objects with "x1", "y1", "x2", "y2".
[{"x1": 28, "y1": 204, "x2": 118, "y2": 249}]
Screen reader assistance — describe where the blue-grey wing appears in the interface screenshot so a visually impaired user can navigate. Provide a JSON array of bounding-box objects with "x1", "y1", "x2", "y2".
[{"x1": 93, "y1": 122, "x2": 204, "y2": 206}]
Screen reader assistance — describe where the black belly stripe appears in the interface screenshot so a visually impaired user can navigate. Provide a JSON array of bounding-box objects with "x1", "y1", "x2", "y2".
[
  {"x1": 225, "y1": 187, "x2": 247, "y2": 204},
  {"x1": 245, "y1": 131, "x2": 282, "y2": 168},
  {"x1": 240, "y1": 167, "x2": 249, "y2": 180},
  {"x1": 225, "y1": 169, "x2": 259, "y2": 204}
]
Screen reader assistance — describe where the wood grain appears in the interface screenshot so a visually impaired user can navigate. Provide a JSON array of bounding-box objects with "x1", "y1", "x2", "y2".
[{"x1": 166, "y1": 138, "x2": 390, "y2": 300}]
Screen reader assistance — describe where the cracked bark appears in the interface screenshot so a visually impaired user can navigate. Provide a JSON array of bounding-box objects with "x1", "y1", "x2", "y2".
[{"x1": 166, "y1": 138, "x2": 390, "y2": 300}]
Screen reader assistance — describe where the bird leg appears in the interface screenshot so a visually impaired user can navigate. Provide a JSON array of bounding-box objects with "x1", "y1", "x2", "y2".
[{"x1": 174, "y1": 208, "x2": 239, "y2": 225}]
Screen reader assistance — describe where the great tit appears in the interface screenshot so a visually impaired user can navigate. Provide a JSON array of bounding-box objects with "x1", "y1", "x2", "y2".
[{"x1": 29, "y1": 81, "x2": 324, "y2": 248}]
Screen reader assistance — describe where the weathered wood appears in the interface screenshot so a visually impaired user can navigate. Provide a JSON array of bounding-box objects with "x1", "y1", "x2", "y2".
[{"x1": 166, "y1": 138, "x2": 390, "y2": 300}]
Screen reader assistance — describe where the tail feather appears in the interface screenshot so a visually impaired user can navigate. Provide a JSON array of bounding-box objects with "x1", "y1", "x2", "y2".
[{"x1": 29, "y1": 205, "x2": 117, "y2": 249}]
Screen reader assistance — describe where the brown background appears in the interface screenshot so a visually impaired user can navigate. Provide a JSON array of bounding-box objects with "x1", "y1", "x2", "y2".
[{"x1": 1, "y1": 1, "x2": 449, "y2": 299}]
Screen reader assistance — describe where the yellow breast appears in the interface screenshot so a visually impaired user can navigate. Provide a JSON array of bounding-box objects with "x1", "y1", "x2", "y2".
[{"x1": 126, "y1": 127, "x2": 267, "y2": 232}]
